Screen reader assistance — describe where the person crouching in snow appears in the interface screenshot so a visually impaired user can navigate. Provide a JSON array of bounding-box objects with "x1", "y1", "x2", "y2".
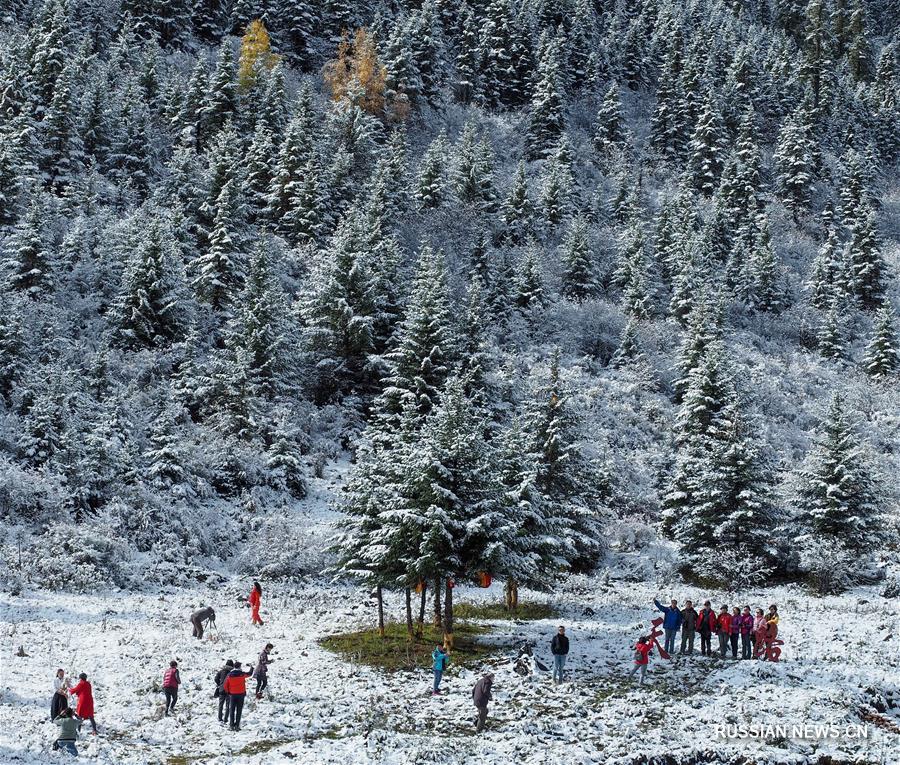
[
  {"x1": 431, "y1": 645, "x2": 449, "y2": 695},
  {"x1": 191, "y1": 606, "x2": 216, "y2": 639},
  {"x1": 162, "y1": 660, "x2": 181, "y2": 716},
  {"x1": 52, "y1": 706, "x2": 79, "y2": 755},
  {"x1": 628, "y1": 636, "x2": 653, "y2": 684},
  {"x1": 69, "y1": 673, "x2": 97, "y2": 734},
  {"x1": 247, "y1": 582, "x2": 263, "y2": 626},
  {"x1": 253, "y1": 644, "x2": 274, "y2": 699}
]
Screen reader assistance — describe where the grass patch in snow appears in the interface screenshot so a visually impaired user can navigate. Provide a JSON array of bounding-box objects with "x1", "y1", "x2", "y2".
[
  {"x1": 321, "y1": 620, "x2": 494, "y2": 671},
  {"x1": 454, "y1": 600, "x2": 558, "y2": 621}
]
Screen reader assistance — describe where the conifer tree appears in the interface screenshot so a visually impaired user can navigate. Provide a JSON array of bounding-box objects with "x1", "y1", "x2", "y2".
[
  {"x1": 794, "y1": 394, "x2": 882, "y2": 552},
  {"x1": 774, "y1": 107, "x2": 814, "y2": 217},
  {"x1": 560, "y1": 216, "x2": 597, "y2": 303},
  {"x1": 593, "y1": 83, "x2": 624, "y2": 159},
  {"x1": 863, "y1": 303, "x2": 899, "y2": 379},
  {"x1": 526, "y1": 35, "x2": 565, "y2": 160},
  {"x1": 113, "y1": 216, "x2": 189, "y2": 350},
  {"x1": 454, "y1": 4, "x2": 481, "y2": 104},
  {"x1": 415, "y1": 132, "x2": 446, "y2": 210},
  {"x1": 817, "y1": 302, "x2": 846, "y2": 361},
  {"x1": 503, "y1": 160, "x2": 532, "y2": 243},
  {"x1": 845, "y1": 208, "x2": 886, "y2": 310},
  {"x1": 688, "y1": 89, "x2": 726, "y2": 196},
  {"x1": 516, "y1": 245, "x2": 545, "y2": 318},
  {"x1": 5, "y1": 196, "x2": 53, "y2": 298},
  {"x1": 807, "y1": 227, "x2": 845, "y2": 309},
  {"x1": 194, "y1": 178, "x2": 246, "y2": 314}
]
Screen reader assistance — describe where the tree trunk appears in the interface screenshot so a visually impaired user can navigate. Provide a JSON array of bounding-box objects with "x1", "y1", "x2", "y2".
[
  {"x1": 416, "y1": 584, "x2": 427, "y2": 638},
  {"x1": 405, "y1": 587, "x2": 414, "y2": 639},
  {"x1": 443, "y1": 580, "x2": 454, "y2": 649},
  {"x1": 504, "y1": 578, "x2": 519, "y2": 612},
  {"x1": 433, "y1": 576, "x2": 442, "y2": 628},
  {"x1": 376, "y1": 585, "x2": 385, "y2": 638}
]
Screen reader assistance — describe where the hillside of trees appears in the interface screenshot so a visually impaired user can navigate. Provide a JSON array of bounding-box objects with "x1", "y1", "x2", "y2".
[{"x1": 0, "y1": 0, "x2": 897, "y2": 603}]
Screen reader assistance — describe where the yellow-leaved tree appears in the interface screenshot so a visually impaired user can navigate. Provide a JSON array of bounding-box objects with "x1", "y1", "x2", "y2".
[
  {"x1": 322, "y1": 28, "x2": 387, "y2": 117},
  {"x1": 238, "y1": 20, "x2": 279, "y2": 92}
]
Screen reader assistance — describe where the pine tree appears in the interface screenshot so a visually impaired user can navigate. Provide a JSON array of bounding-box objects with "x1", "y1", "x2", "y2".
[
  {"x1": 774, "y1": 107, "x2": 814, "y2": 217},
  {"x1": 746, "y1": 218, "x2": 785, "y2": 312},
  {"x1": 302, "y1": 213, "x2": 376, "y2": 400},
  {"x1": 516, "y1": 246, "x2": 545, "y2": 317},
  {"x1": 818, "y1": 302, "x2": 846, "y2": 361},
  {"x1": 0, "y1": 289, "x2": 25, "y2": 400},
  {"x1": 113, "y1": 216, "x2": 189, "y2": 349},
  {"x1": 593, "y1": 83, "x2": 624, "y2": 158},
  {"x1": 807, "y1": 227, "x2": 844, "y2": 309},
  {"x1": 794, "y1": 394, "x2": 882, "y2": 552},
  {"x1": 845, "y1": 207, "x2": 886, "y2": 310},
  {"x1": 526, "y1": 350, "x2": 605, "y2": 573},
  {"x1": 453, "y1": 123, "x2": 496, "y2": 212},
  {"x1": 863, "y1": 303, "x2": 899, "y2": 379},
  {"x1": 193, "y1": 178, "x2": 246, "y2": 313},
  {"x1": 5, "y1": 196, "x2": 53, "y2": 298},
  {"x1": 560, "y1": 216, "x2": 597, "y2": 303},
  {"x1": 266, "y1": 408, "x2": 307, "y2": 497},
  {"x1": 611, "y1": 318, "x2": 641, "y2": 369},
  {"x1": 526, "y1": 34, "x2": 565, "y2": 160},
  {"x1": 200, "y1": 42, "x2": 238, "y2": 140},
  {"x1": 244, "y1": 125, "x2": 275, "y2": 222},
  {"x1": 503, "y1": 160, "x2": 532, "y2": 243},
  {"x1": 416, "y1": 132, "x2": 447, "y2": 210},
  {"x1": 688, "y1": 89, "x2": 726, "y2": 196},
  {"x1": 454, "y1": 4, "x2": 481, "y2": 104},
  {"x1": 375, "y1": 245, "x2": 458, "y2": 429}
]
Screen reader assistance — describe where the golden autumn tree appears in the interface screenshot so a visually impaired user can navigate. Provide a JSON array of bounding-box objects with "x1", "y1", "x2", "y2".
[
  {"x1": 322, "y1": 28, "x2": 387, "y2": 116},
  {"x1": 238, "y1": 20, "x2": 279, "y2": 92}
]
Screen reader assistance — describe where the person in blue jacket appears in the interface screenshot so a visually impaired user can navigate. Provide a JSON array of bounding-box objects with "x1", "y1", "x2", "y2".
[
  {"x1": 432, "y1": 645, "x2": 450, "y2": 695},
  {"x1": 654, "y1": 597, "x2": 683, "y2": 654}
]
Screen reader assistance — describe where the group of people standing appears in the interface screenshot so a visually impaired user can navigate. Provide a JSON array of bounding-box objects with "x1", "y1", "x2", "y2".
[
  {"x1": 652, "y1": 598, "x2": 780, "y2": 660},
  {"x1": 626, "y1": 598, "x2": 783, "y2": 684}
]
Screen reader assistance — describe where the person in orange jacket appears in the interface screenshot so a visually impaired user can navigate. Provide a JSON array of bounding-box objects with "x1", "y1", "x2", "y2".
[
  {"x1": 222, "y1": 661, "x2": 253, "y2": 731},
  {"x1": 247, "y1": 582, "x2": 263, "y2": 626},
  {"x1": 628, "y1": 636, "x2": 653, "y2": 684},
  {"x1": 69, "y1": 673, "x2": 97, "y2": 734}
]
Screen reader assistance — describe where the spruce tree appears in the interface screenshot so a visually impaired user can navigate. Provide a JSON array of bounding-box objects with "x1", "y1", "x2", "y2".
[
  {"x1": 417, "y1": 131, "x2": 447, "y2": 210},
  {"x1": 863, "y1": 303, "x2": 899, "y2": 379},
  {"x1": 5, "y1": 196, "x2": 53, "y2": 298},
  {"x1": 560, "y1": 216, "x2": 597, "y2": 303},
  {"x1": 688, "y1": 89, "x2": 726, "y2": 196},
  {"x1": 845, "y1": 207, "x2": 886, "y2": 310},
  {"x1": 794, "y1": 394, "x2": 882, "y2": 552},
  {"x1": 593, "y1": 83, "x2": 624, "y2": 159},
  {"x1": 503, "y1": 160, "x2": 532, "y2": 243},
  {"x1": 526, "y1": 35, "x2": 566, "y2": 160}
]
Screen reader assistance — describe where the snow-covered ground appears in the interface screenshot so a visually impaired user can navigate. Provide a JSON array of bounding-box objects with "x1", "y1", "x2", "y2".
[{"x1": 2, "y1": 576, "x2": 898, "y2": 765}]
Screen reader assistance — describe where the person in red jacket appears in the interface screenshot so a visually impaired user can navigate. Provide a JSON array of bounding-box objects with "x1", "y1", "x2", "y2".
[
  {"x1": 716, "y1": 605, "x2": 731, "y2": 658},
  {"x1": 162, "y1": 660, "x2": 181, "y2": 716},
  {"x1": 247, "y1": 582, "x2": 263, "y2": 627},
  {"x1": 627, "y1": 636, "x2": 653, "y2": 684},
  {"x1": 222, "y1": 661, "x2": 253, "y2": 731},
  {"x1": 69, "y1": 673, "x2": 97, "y2": 734}
]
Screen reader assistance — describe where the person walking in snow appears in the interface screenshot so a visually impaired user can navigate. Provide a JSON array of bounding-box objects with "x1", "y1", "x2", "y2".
[
  {"x1": 214, "y1": 660, "x2": 234, "y2": 723},
  {"x1": 696, "y1": 601, "x2": 716, "y2": 657},
  {"x1": 431, "y1": 645, "x2": 449, "y2": 695},
  {"x1": 550, "y1": 625, "x2": 570, "y2": 683},
  {"x1": 253, "y1": 644, "x2": 274, "y2": 699},
  {"x1": 653, "y1": 597, "x2": 682, "y2": 654},
  {"x1": 247, "y1": 582, "x2": 263, "y2": 627},
  {"x1": 52, "y1": 706, "x2": 79, "y2": 756},
  {"x1": 472, "y1": 673, "x2": 494, "y2": 733},
  {"x1": 191, "y1": 606, "x2": 216, "y2": 639},
  {"x1": 68, "y1": 673, "x2": 97, "y2": 735},
  {"x1": 740, "y1": 606, "x2": 754, "y2": 659},
  {"x1": 716, "y1": 605, "x2": 732, "y2": 658},
  {"x1": 628, "y1": 636, "x2": 653, "y2": 684},
  {"x1": 223, "y1": 661, "x2": 253, "y2": 731},
  {"x1": 729, "y1": 607, "x2": 741, "y2": 658},
  {"x1": 51, "y1": 669, "x2": 70, "y2": 720},
  {"x1": 162, "y1": 660, "x2": 181, "y2": 716},
  {"x1": 680, "y1": 600, "x2": 698, "y2": 655}
]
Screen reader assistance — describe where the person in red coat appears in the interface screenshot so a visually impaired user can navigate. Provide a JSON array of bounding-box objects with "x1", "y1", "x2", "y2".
[
  {"x1": 628, "y1": 636, "x2": 653, "y2": 684},
  {"x1": 247, "y1": 581, "x2": 263, "y2": 626},
  {"x1": 716, "y1": 605, "x2": 732, "y2": 658},
  {"x1": 69, "y1": 673, "x2": 97, "y2": 734}
]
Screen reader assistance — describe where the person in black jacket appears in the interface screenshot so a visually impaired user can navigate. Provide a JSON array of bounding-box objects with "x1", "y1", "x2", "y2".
[
  {"x1": 214, "y1": 660, "x2": 234, "y2": 723},
  {"x1": 550, "y1": 625, "x2": 570, "y2": 683},
  {"x1": 680, "y1": 600, "x2": 698, "y2": 655}
]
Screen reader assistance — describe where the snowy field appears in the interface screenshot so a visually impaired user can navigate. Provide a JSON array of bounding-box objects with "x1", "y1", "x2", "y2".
[{"x1": 2, "y1": 576, "x2": 899, "y2": 765}]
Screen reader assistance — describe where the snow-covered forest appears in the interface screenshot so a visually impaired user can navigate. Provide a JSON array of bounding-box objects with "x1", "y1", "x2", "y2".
[{"x1": 1, "y1": 0, "x2": 899, "y2": 605}]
